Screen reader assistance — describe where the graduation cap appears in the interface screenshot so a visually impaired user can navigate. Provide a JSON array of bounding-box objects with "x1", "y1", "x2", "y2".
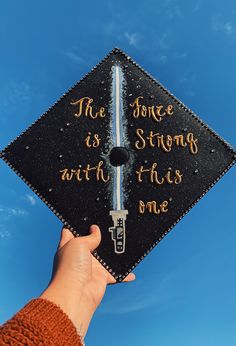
[{"x1": 1, "y1": 48, "x2": 235, "y2": 282}]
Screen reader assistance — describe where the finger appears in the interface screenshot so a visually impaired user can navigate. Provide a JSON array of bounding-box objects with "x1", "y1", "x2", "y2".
[
  {"x1": 79, "y1": 225, "x2": 101, "y2": 252},
  {"x1": 122, "y1": 272, "x2": 136, "y2": 282},
  {"x1": 108, "y1": 272, "x2": 136, "y2": 285},
  {"x1": 58, "y1": 227, "x2": 74, "y2": 250}
]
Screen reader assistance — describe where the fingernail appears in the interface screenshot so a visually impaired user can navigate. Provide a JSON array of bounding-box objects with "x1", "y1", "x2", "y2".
[{"x1": 90, "y1": 224, "x2": 99, "y2": 232}]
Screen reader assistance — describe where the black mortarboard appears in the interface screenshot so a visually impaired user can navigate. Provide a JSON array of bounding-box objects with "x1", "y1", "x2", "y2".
[{"x1": 1, "y1": 48, "x2": 235, "y2": 282}]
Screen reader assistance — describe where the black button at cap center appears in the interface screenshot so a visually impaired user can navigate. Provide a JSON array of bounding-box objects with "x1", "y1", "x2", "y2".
[{"x1": 109, "y1": 147, "x2": 130, "y2": 166}]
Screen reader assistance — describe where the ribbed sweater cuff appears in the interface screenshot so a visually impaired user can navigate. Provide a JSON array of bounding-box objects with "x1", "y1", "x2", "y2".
[{"x1": 15, "y1": 297, "x2": 84, "y2": 346}]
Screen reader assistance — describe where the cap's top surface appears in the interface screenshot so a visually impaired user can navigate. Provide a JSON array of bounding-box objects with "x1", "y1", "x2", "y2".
[{"x1": 1, "y1": 48, "x2": 235, "y2": 282}]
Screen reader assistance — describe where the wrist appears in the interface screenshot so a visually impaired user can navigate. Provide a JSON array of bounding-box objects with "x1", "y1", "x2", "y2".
[{"x1": 40, "y1": 279, "x2": 96, "y2": 340}]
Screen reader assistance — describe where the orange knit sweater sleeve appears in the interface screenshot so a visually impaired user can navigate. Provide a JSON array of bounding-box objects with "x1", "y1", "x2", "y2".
[{"x1": 0, "y1": 298, "x2": 84, "y2": 346}]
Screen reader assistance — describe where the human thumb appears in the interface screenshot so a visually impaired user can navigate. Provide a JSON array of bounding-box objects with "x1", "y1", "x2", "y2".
[{"x1": 79, "y1": 224, "x2": 101, "y2": 252}]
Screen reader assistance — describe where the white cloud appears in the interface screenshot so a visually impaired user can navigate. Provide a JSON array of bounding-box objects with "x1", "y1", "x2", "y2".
[
  {"x1": 124, "y1": 32, "x2": 139, "y2": 47},
  {"x1": 104, "y1": 20, "x2": 117, "y2": 36},
  {"x1": 0, "y1": 225, "x2": 11, "y2": 239},
  {"x1": 0, "y1": 206, "x2": 28, "y2": 221},
  {"x1": 64, "y1": 49, "x2": 84, "y2": 64},
  {"x1": 98, "y1": 270, "x2": 180, "y2": 315},
  {"x1": 211, "y1": 15, "x2": 235, "y2": 36},
  {"x1": 0, "y1": 81, "x2": 31, "y2": 112},
  {"x1": 11, "y1": 81, "x2": 30, "y2": 102},
  {"x1": 192, "y1": 0, "x2": 201, "y2": 13},
  {"x1": 185, "y1": 90, "x2": 196, "y2": 97},
  {"x1": 10, "y1": 208, "x2": 27, "y2": 216},
  {"x1": 167, "y1": 5, "x2": 182, "y2": 20},
  {"x1": 224, "y1": 22, "x2": 234, "y2": 35},
  {"x1": 25, "y1": 194, "x2": 36, "y2": 206},
  {"x1": 0, "y1": 206, "x2": 28, "y2": 240},
  {"x1": 159, "y1": 55, "x2": 168, "y2": 64},
  {"x1": 174, "y1": 51, "x2": 188, "y2": 59},
  {"x1": 161, "y1": 0, "x2": 182, "y2": 19},
  {"x1": 179, "y1": 72, "x2": 197, "y2": 84},
  {"x1": 158, "y1": 32, "x2": 171, "y2": 50}
]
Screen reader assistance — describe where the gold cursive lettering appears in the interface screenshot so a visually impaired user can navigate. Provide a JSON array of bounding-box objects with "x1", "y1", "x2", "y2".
[
  {"x1": 129, "y1": 96, "x2": 174, "y2": 123},
  {"x1": 70, "y1": 97, "x2": 106, "y2": 119},
  {"x1": 85, "y1": 132, "x2": 101, "y2": 148},
  {"x1": 135, "y1": 163, "x2": 183, "y2": 185},
  {"x1": 134, "y1": 129, "x2": 198, "y2": 154},
  {"x1": 138, "y1": 200, "x2": 169, "y2": 216},
  {"x1": 59, "y1": 161, "x2": 109, "y2": 183}
]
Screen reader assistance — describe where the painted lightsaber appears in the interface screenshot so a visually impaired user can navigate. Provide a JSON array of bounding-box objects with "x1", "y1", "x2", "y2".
[{"x1": 109, "y1": 64, "x2": 128, "y2": 254}]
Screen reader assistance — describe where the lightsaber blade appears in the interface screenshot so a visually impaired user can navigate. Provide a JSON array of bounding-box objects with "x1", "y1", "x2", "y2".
[
  {"x1": 115, "y1": 65, "x2": 121, "y2": 210},
  {"x1": 109, "y1": 64, "x2": 128, "y2": 254}
]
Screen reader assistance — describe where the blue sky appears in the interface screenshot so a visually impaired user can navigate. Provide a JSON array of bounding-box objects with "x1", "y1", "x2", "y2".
[{"x1": 0, "y1": 1, "x2": 236, "y2": 345}]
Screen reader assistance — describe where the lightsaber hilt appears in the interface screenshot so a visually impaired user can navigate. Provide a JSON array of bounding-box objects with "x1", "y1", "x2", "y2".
[{"x1": 109, "y1": 210, "x2": 128, "y2": 254}]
